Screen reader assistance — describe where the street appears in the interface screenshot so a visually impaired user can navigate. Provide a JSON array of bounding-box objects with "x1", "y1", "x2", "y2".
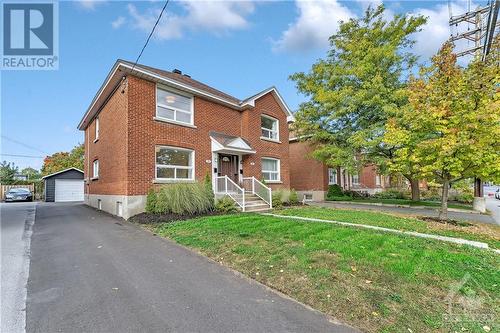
[
  {"x1": 3, "y1": 202, "x2": 354, "y2": 333},
  {"x1": 1, "y1": 202, "x2": 36, "y2": 333}
]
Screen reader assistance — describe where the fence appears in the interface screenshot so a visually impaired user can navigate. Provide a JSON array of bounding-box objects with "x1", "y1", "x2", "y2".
[{"x1": 0, "y1": 184, "x2": 36, "y2": 200}]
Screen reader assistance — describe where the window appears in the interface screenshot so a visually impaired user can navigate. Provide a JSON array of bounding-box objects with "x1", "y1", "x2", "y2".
[
  {"x1": 92, "y1": 160, "x2": 99, "y2": 179},
  {"x1": 262, "y1": 158, "x2": 280, "y2": 182},
  {"x1": 156, "y1": 86, "x2": 193, "y2": 125},
  {"x1": 95, "y1": 117, "x2": 99, "y2": 140},
  {"x1": 261, "y1": 115, "x2": 279, "y2": 141},
  {"x1": 351, "y1": 173, "x2": 359, "y2": 185},
  {"x1": 376, "y1": 174, "x2": 381, "y2": 186},
  {"x1": 328, "y1": 168, "x2": 337, "y2": 185},
  {"x1": 155, "y1": 146, "x2": 194, "y2": 180}
]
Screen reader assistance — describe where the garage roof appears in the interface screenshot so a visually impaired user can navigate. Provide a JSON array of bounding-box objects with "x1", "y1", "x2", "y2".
[{"x1": 42, "y1": 167, "x2": 84, "y2": 179}]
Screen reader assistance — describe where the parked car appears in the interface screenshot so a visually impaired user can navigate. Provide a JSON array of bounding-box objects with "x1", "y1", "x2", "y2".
[
  {"x1": 495, "y1": 189, "x2": 500, "y2": 200},
  {"x1": 5, "y1": 188, "x2": 33, "y2": 202}
]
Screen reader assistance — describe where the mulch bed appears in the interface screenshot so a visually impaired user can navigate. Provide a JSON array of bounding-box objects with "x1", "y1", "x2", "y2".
[
  {"x1": 130, "y1": 211, "x2": 222, "y2": 225},
  {"x1": 419, "y1": 216, "x2": 472, "y2": 227}
]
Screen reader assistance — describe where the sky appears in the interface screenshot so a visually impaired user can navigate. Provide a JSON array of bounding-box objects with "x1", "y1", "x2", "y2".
[{"x1": 1, "y1": 0, "x2": 485, "y2": 170}]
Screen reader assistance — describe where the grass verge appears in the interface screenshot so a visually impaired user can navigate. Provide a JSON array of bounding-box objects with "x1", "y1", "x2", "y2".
[
  {"x1": 274, "y1": 207, "x2": 500, "y2": 249},
  {"x1": 154, "y1": 213, "x2": 499, "y2": 332},
  {"x1": 327, "y1": 197, "x2": 473, "y2": 210}
]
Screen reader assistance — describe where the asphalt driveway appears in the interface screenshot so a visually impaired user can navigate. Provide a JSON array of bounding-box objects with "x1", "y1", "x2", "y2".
[{"x1": 26, "y1": 203, "x2": 355, "y2": 333}]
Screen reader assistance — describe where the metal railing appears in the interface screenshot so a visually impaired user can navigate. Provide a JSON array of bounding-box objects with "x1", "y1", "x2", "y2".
[
  {"x1": 242, "y1": 177, "x2": 272, "y2": 208},
  {"x1": 215, "y1": 176, "x2": 245, "y2": 211}
]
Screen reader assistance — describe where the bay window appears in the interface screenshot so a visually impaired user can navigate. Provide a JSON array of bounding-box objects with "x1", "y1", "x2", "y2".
[
  {"x1": 156, "y1": 86, "x2": 193, "y2": 125},
  {"x1": 262, "y1": 158, "x2": 280, "y2": 182},
  {"x1": 261, "y1": 115, "x2": 279, "y2": 141},
  {"x1": 155, "y1": 146, "x2": 194, "y2": 180}
]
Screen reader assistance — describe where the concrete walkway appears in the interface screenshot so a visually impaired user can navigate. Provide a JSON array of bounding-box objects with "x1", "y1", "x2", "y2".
[
  {"x1": 26, "y1": 203, "x2": 356, "y2": 332},
  {"x1": 309, "y1": 201, "x2": 498, "y2": 225}
]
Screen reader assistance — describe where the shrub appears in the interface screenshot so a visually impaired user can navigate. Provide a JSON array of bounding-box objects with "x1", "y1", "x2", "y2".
[
  {"x1": 145, "y1": 189, "x2": 157, "y2": 213},
  {"x1": 215, "y1": 195, "x2": 238, "y2": 213},
  {"x1": 154, "y1": 182, "x2": 214, "y2": 215},
  {"x1": 454, "y1": 192, "x2": 474, "y2": 204},
  {"x1": 204, "y1": 173, "x2": 214, "y2": 202},
  {"x1": 289, "y1": 189, "x2": 299, "y2": 205},
  {"x1": 272, "y1": 190, "x2": 283, "y2": 209},
  {"x1": 327, "y1": 184, "x2": 343, "y2": 199},
  {"x1": 372, "y1": 189, "x2": 408, "y2": 200}
]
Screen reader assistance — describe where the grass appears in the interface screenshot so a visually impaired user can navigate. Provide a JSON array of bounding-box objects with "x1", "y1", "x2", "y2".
[
  {"x1": 153, "y1": 214, "x2": 500, "y2": 333},
  {"x1": 275, "y1": 207, "x2": 500, "y2": 249},
  {"x1": 327, "y1": 197, "x2": 473, "y2": 210}
]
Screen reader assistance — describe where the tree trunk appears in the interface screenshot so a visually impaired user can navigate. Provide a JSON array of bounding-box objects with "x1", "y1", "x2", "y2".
[
  {"x1": 410, "y1": 179, "x2": 420, "y2": 201},
  {"x1": 439, "y1": 178, "x2": 449, "y2": 220}
]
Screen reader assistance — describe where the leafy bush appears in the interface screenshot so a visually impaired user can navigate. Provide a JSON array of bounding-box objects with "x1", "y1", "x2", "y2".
[
  {"x1": 153, "y1": 182, "x2": 214, "y2": 215},
  {"x1": 421, "y1": 187, "x2": 441, "y2": 201},
  {"x1": 272, "y1": 190, "x2": 283, "y2": 209},
  {"x1": 145, "y1": 189, "x2": 157, "y2": 213},
  {"x1": 372, "y1": 189, "x2": 408, "y2": 200},
  {"x1": 215, "y1": 195, "x2": 238, "y2": 213},
  {"x1": 289, "y1": 189, "x2": 299, "y2": 205},
  {"x1": 454, "y1": 192, "x2": 474, "y2": 204},
  {"x1": 327, "y1": 184, "x2": 343, "y2": 199}
]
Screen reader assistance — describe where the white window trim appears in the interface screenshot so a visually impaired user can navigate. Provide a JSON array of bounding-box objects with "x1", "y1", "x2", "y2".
[
  {"x1": 155, "y1": 84, "x2": 194, "y2": 126},
  {"x1": 328, "y1": 168, "x2": 337, "y2": 185},
  {"x1": 260, "y1": 114, "x2": 279, "y2": 142},
  {"x1": 155, "y1": 145, "x2": 195, "y2": 181},
  {"x1": 92, "y1": 160, "x2": 99, "y2": 180},
  {"x1": 94, "y1": 117, "x2": 99, "y2": 142},
  {"x1": 261, "y1": 157, "x2": 281, "y2": 183},
  {"x1": 376, "y1": 174, "x2": 381, "y2": 186}
]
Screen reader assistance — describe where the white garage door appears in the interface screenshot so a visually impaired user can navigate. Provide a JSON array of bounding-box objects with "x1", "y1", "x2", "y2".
[{"x1": 55, "y1": 179, "x2": 84, "y2": 202}]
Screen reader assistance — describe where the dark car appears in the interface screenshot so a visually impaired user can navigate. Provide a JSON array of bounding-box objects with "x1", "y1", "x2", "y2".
[
  {"x1": 495, "y1": 189, "x2": 500, "y2": 200},
  {"x1": 5, "y1": 188, "x2": 33, "y2": 202}
]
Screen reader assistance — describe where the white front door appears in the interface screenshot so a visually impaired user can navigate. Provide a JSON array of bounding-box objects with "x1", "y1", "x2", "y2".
[{"x1": 55, "y1": 179, "x2": 84, "y2": 202}]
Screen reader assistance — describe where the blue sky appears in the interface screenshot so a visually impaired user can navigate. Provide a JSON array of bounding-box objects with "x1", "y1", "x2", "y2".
[{"x1": 1, "y1": 0, "x2": 482, "y2": 170}]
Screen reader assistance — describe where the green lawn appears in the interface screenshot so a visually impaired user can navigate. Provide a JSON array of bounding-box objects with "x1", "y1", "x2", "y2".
[
  {"x1": 154, "y1": 213, "x2": 500, "y2": 333},
  {"x1": 328, "y1": 197, "x2": 473, "y2": 210},
  {"x1": 275, "y1": 207, "x2": 500, "y2": 249}
]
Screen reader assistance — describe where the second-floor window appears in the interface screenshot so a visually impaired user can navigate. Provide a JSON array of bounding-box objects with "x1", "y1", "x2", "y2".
[
  {"x1": 95, "y1": 117, "x2": 99, "y2": 141},
  {"x1": 156, "y1": 146, "x2": 194, "y2": 180},
  {"x1": 156, "y1": 86, "x2": 193, "y2": 125},
  {"x1": 261, "y1": 115, "x2": 279, "y2": 141},
  {"x1": 93, "y1": 160, "x2": 99, "y2": 179}
]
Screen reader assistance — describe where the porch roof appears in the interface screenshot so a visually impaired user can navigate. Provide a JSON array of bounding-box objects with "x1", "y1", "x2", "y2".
[{"x1": 210, "y1": 131, "x2": 256, "y2": 154}]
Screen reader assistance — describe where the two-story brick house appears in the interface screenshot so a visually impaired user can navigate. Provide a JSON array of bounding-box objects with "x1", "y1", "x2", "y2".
[{"x1": 78, "y1": 60, "x2": 294, "y2": 219}]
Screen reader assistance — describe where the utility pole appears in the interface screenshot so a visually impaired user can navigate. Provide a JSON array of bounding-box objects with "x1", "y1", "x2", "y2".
[{"x1": 448, "y1": 0, "x2": 499, "y2": 212}]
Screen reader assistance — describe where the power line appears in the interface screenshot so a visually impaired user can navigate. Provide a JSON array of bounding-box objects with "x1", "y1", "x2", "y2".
[
  {"x1": 1, "y1": 135, "x2": 48, "y2": 154},
  {"x1": 0, "y1": 153, "x2": 45, "y2": 159},
  {"x1": 131, "y1": 0, "x2": 170, "y2": 71}
]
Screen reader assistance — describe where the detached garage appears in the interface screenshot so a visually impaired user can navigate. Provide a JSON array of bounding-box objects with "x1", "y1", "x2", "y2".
[{"x1": 43, "y1": 168, "x2": 84, "y2": 202}]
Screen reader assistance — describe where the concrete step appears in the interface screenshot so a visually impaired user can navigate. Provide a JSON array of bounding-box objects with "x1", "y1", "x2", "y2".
[{"x1": 245, "y1": 207, "x2": 272, "y2": 213}]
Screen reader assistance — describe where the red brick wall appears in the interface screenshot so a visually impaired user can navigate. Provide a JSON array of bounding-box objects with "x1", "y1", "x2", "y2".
[
  {"x1": 84, "y1": 83, "x2": 129, "y2": 195},
  {"x1": 289, "y1": 141, "x2": 327, "y2": 191},
  {"x1": 87, "y1": 75, "x2": 290, "y2": 196}
]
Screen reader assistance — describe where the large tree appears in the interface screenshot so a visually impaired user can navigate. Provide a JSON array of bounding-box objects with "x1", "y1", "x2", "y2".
[
  {"x1": 290, "y1": 5, "x2": 426, "y2": 199},
  {"x1": 41, "y1": 144, "x2": 84, "y2": 176},
  {"x1": 21, "y1": 167, "x2": 41, "y2": 180},
  {"x1": 385, "y1": 40, "x2": 500, "y2": 219}
]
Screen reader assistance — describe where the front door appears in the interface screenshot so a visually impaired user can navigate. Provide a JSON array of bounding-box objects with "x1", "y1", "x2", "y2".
[{"x1": 218, "y1": 154, "x2": 239, "y2": 183}]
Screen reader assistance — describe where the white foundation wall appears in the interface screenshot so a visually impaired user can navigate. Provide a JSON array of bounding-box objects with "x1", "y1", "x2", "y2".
[{"x1": 85, "y1": 194, "x2": 147, "y2": 220}]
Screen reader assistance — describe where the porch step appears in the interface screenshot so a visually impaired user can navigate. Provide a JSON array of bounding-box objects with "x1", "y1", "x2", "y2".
[{"x1": 245, "y1": 206, "x2": 272, "y2": 213}]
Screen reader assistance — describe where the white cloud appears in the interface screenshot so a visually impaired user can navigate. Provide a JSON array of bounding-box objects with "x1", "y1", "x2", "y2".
[
  {"x1": 272, "y1": 0, "x2": 355, "y2": 53},
  {"x1": 111, "y1": 16, "x2": 126, "y2": 29},
  {"x1": 125, "y1": 1, "x2": 255, "y2": 40},
  {"x1": 77, "y1": 0, "x2": 105, "y2": 11}
]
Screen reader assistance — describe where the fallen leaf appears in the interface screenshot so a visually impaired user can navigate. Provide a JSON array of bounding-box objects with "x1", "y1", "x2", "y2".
[
  {"x1": 97, "y1": 245, "x2": 102, "y2": 249},
  {"x1": 483, "y1": 326, "x2": 491, "y2": 332},
  {"x1": 351, "y1": 266, "x2": 357, "y2": 272},
  {"x1": 365, "y1": 280, "x2": 372, "y2": 284},
  {"x1": 280, "y1": 269, "x2": 284, "y2": 273},
  {"x1": 112, "y1": 288, "x2": 118, "y2": 291},
  {"x1": 372, "y1": 311, "x2": 379, "y2": 317}
]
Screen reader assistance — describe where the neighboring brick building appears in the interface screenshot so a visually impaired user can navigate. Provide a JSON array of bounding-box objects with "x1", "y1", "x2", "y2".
[
  {"x1": 289, "y1": 139, "x2": 389, "y2": 200},
  {"x1": 78, "y1": 60, "x2": 294, "y2": 218}
]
